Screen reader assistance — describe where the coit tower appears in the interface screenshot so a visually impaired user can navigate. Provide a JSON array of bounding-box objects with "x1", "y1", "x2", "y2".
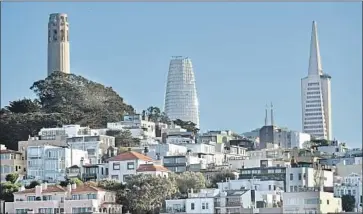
[
  {"x1": 47, "y1": 13, "x2": 70, "y2": 76},
  {"x1": 164, "y1": 56, "x2": 200, "y2": 127}
]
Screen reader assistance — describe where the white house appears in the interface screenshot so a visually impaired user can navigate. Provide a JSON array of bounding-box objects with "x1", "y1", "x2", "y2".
[
  {"x1": 334, "y1": 172, "x2": 362, "y2": 212},
  {"x1": 136, "y1": 164, "x2": 169, "y2": 177},
  {"x1": 67, "y1": 135, "x2": 115, "y2": 164},
  {"x1": 107, "y1": 151, "x2": 153, "y2": 183},
  {"x1": 283, "y1": 188, "x2": 342, "y2": 214},
  {"x1": 285, "y1": 166, "x2": 333, "y2": 192},
  {"x1": 26, "y1": 145, "x2": 89, "y2": 183},
  {"x1": 5, "y1": 183, "x2": 121, "y2": 214}
]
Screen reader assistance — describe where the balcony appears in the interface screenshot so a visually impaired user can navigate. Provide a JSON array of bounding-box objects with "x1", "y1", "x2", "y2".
[
  {"x1": 226, "y1": 201, "x2": 243, "y2": 207},
  {"x1": 163, "y1": 162, "x2": 187, "y2": 167},
  {"x1": 160, "y1": 207, "x2": 186, "y2": 213},
  {"x1": 82, "y1": 173, "x2": 97, "y2": 181}
]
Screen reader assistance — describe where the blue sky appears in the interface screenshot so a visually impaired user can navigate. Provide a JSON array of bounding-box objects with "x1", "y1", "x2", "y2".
[{"x1": 2, "y1": 2, "x2": 362, "y2": 147}]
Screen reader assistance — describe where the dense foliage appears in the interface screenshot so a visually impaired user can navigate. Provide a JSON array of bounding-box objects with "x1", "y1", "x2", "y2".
[
  {"x1": 0, "y1": 173, "x2": 21, "y2": 202},
  {"x1": 106, "y1": 129, "x2": 140, "y2": 148},
  {"x1": 208, "y1": 170, "x2": 236, "y2": 188},
  {"x1": 173, "y1": 119, "x2": 199, "y2": 135},
  {"x1": 98, "y1": 172, "x2": 207, "y2": 213},
  {"x1": 342, "y1": 194, "x2": 356, "y2": 212},
  {"x1": 0, "y1": 72, "x2": 134, "y2": 150}
]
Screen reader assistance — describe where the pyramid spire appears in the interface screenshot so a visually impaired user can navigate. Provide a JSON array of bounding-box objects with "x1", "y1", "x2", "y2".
[{"x1": 308, "y1": 21, "x2": 323, "y2": 76}]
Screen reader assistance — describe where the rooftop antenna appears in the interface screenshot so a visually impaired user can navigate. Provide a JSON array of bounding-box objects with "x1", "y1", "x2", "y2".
[
  {"x1": 270, "y1": 102, "x2": 274, "y2": 126},
  {"x1": 264, "y1": 104, "x2": 268, "y2": 126}
]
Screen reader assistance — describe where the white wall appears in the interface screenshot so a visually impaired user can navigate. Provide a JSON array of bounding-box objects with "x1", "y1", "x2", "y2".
[{"x1": 285, "y1": 167, "x2": 333, "y2": 192}]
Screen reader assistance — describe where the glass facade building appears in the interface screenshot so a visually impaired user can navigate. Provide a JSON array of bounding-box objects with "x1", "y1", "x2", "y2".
[{"x1": 164, "y1": 56, "x2": 200, "y2": 127}]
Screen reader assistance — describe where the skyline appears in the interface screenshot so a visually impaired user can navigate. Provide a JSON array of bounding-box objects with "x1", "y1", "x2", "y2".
[{"x1": 2, "y1": 3, "x2": 361, "y2": 147}]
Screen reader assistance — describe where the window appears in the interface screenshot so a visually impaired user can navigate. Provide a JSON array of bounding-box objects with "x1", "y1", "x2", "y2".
[
  {"x1": 348, "y1": 190, "x2": 351, "y2": 195},
  {"x1": 303, "y1": 173, "x2": 306, "y2": 179},
  {"x1": 290, "y1": 173, "x2": 293, "y2": 180},
  {"x1": 191, "y1": 203, "x2": 195, "y2": 210},
  {"x1": 273, "y1": 185, "x2": 276, "y2": 190},
  {"x1": 298, "y1": 173, "x2": 302, "y2": 180},
  {"x1": 290, "y1": 186, "x2": 293, "y2": 192},
  {"x1": 27, "y1": 196, "x2": 36, "y2": 201},
  {"x1": 269, "y1": 185, "x2": 271, "y2": 190},
  {"x1": 127, "y1": 162, "x2": 135, "y2": 170},
  {"x1": 87, "y1": 193, "x2": 97, "y2": 199},
  {"x1": 113, "y1": 163, "x2": 120, "y2": 170},
  {"x1": 72, "y1": 194, "x2": 80, "y2": 200},
  {"x1": 111, "y1": 175, "x2": 119, "y2": 180},
  {"x1": 341, "y1": 190, "x2": 344, "y2": 196},
  {"x1": 202, "y1": 202, "x2": 206, "y2": 209},
  {"x1": 294, "y1": 186, "x2": 298, "y2": 192},
  {"x1": 353, "y1": 190, "x2": 356, "y2": 195},
  {"x1": 206, "y1": 202, "x2": 209, "y2": 209}
]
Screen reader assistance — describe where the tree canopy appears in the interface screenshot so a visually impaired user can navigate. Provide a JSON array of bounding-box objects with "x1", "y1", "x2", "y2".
[
  {"x1": 208, "y1": 170, "x2": 236, "y2": 188},
  {"x1": 5, "y1": 98, "x2": 40, "y2": 114},
  {"x1": 143, "y1": 106, "x2": 170, "y2": 124},
  {"x1": 118, "y1": 174, "x2": 177, "y2": 214},
  {"x1": 173, "y1": 119, "x2": 199, "y2": 135},
  {"x1": 342, "y1": 194, "x2": 356, "y2": 212},
  {"x1": 0, "y1": 72, "x2": 134, "y2": 150}
]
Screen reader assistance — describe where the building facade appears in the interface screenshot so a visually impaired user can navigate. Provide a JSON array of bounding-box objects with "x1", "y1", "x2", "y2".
[
  {"x1": 48, "y1": 13, "x2": 70, "y2": 75},
  {"x1": 0, "y1": 145, "x2": 25, "y2": 182},
  {"x1": 5, "y1": 183, "x2": 121, "y2": 214},
  {"x1": 164, "y1": 56, "x2": 199, "y2": 127},
  {"x1": 301, "y1": 21, "x2": 332, "y2": 140}
]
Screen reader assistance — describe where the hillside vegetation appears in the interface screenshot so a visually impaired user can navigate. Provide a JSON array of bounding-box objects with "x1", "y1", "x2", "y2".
[{"x1": 0, "y1": 72, "x2": 134, "y2": 150}]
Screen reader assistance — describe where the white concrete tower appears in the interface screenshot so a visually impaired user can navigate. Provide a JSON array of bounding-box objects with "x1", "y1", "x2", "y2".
[
  {"x1": 47, "y1": 13, "x2": 70, "y2": 76},
  {"x1": 301, "y1": 21, "x2": 332, "y2": 140},
  {"x1": 164, "y1": 56, "x2": 200, "y2": 127}
]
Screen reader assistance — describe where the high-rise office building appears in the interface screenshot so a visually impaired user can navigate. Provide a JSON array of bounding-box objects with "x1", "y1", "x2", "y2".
[
  {"x1": 301, "y1": 21, "x2": 332, "y2": 140},
  {"x1": 47, "y1": 13, "x2": 70, "y2": 76},
  {"x1": 164, "y1": 56, "x2": 200, "y2": 127}
]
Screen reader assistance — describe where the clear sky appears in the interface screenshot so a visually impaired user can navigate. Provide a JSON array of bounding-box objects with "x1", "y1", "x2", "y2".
[{"x1": 2, "y1": 2, "x2": 362, "y2": 147}]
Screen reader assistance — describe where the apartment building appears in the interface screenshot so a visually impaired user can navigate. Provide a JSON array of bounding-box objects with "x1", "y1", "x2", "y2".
[
  {"x1": 334, "y1": 172, "x2": 362, "y2": 212},
  {"x1": 4, "y1": 183, "x2": 121, "y2": 214},
  {"x1": 0, "y1": 145, "x2": 25, "y2": 182},
  {"x1": 107, "y1": 114, "x2": 158, "y2": 139},
  {"x1": 285, "y1": 164, "x2": 334, "y2": 193},
  {"x1": 283, "y1": 188, "x2": 342, "y2": 214},
  {"x1": 26, "y1": 145, "x2": 89, "y2": 183},
  {"x1": 66, "y1": 135, "x2": 115, "y2": 164}
]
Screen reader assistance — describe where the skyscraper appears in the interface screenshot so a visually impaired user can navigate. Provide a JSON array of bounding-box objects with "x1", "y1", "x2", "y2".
[
  {"x1": 164, "y1": 56, "x2": 200, "y2": 127},
  {"x1": 47, "y1": 13, "x2": 70, "y2": 76},
  {"x1": 301, "y1": 21, "x2": 332, "y2": 140}
]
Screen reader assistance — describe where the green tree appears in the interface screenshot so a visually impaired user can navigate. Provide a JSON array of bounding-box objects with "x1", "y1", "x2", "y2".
[
  {"x1": 98, "y1": 180, "x2": 125, "y2": 191},
  {"x1": 5, "y1": 173, "x2": 19, "y2": 184},
  {"x1": 119, "y1": 174, "x2": 177, "y2": 214},
  {"x1": 0, "y1": 72, "x2": 134, "y2": 150},
  {"x1": 170, "y1": 172, "x2": 206, "y2": 197},
  {"x1": 0, "y1": 181, "x2": 21, "y2": 202},
  {"x1": 173, "y1": 119, "x2": 199, "y2": 135},
  {"x1": 26, "y1": 180, "x2": 41, "y2": 189},
  {"x1": 144, "y1": 106, "x2": 170, "y2": 124},
  {"x1": 106, "y1": 129, "x2": 140, "y2": 148},
  {"x1": 342, "y1": 194, "x2": 356, "y2": 212},
  {"x1": 208, "y1": 171, "x2": 236, "y2": 188},
  {"x1": 5, "y1": 98, "x2": 40, "y2": 114}
]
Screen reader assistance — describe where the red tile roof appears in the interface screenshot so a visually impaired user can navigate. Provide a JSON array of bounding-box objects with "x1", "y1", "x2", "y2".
[
  {"x1": 136, "y1": 164, "x2": 169, "y2": 172},
  {"x1": 14, "y1": 184, "x2": 106, "y2": 194},
  {"x1": 14, "y1": 185, "x2": 66, "y2": 194},
  {"x1": 107, "y1": 151, "x2": 152, "y2": 162}
]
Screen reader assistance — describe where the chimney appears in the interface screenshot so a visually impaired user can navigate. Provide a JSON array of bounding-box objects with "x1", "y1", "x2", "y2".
[
  {"x1": 35, "y1": 185, "x2": 42, "y2": 197},
  {"x1": 71, "y1": 183, "x2": 77, "y2": 190},
  {"x1": 41, "y1": 182, "x2": 48, "y2": 190},
  {"x1": 67, "y1": 184, "x2": 72, "y2": 193},
  {"x1": 270, "y1": 102, "x2": 274, "y2": 126}
]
